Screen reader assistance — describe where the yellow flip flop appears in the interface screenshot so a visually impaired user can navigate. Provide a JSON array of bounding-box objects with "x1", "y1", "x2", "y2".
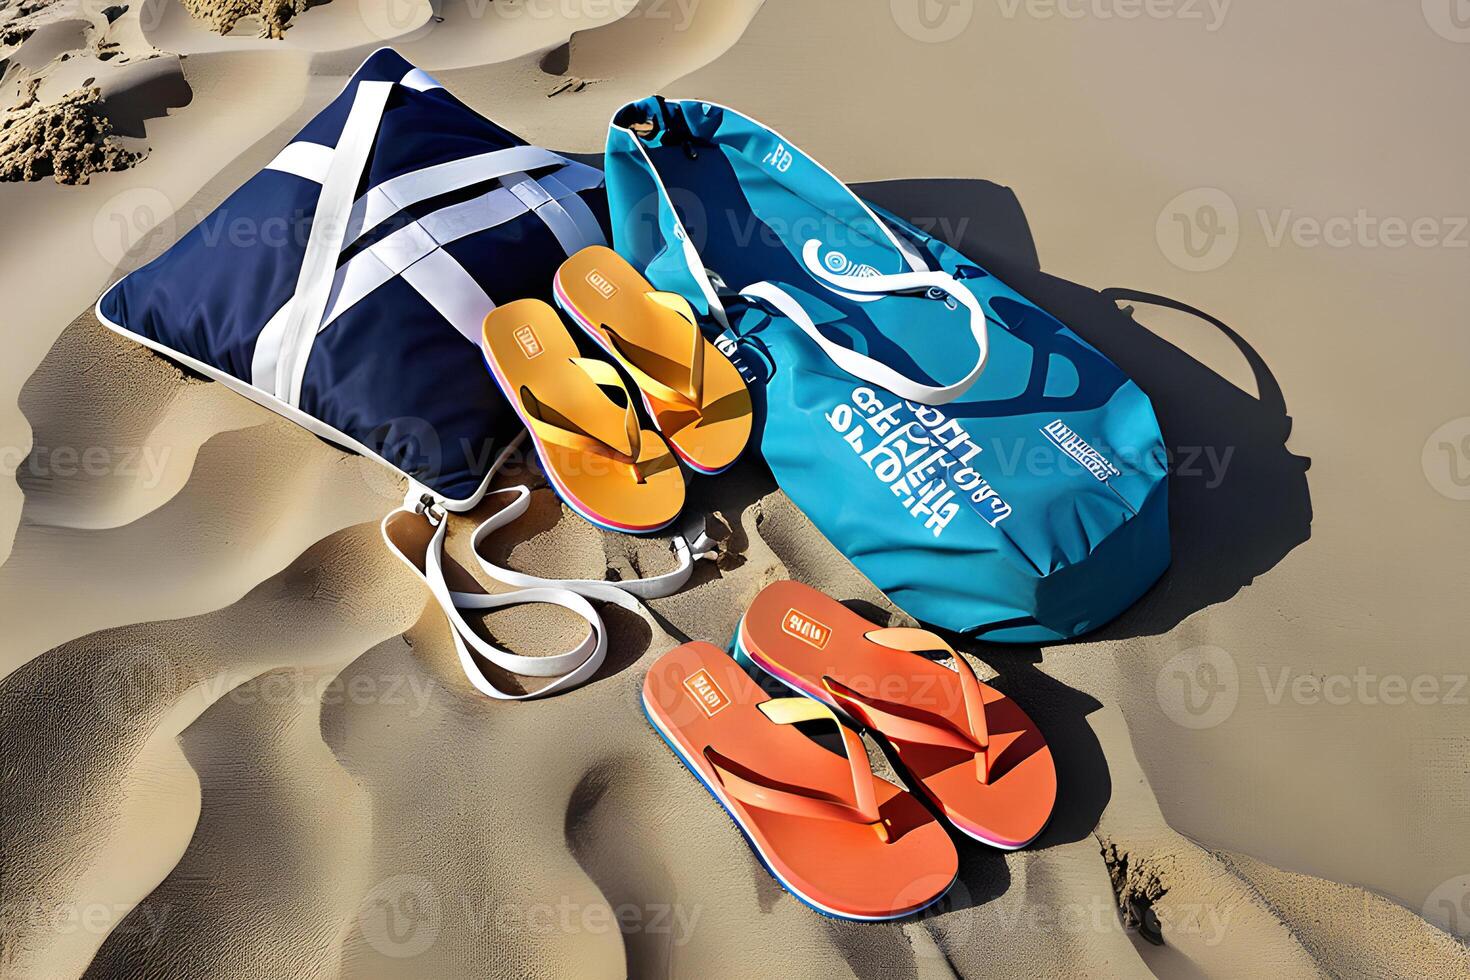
[
  {"x1": 553, "y1": 245, "x2": 752, "y2": 475},
  {"x1": 482, "y1": 299, "x2": 685, "y2": 532}
]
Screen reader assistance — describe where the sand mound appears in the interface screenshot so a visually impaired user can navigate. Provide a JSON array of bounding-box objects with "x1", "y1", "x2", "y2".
[
  {"x1": 178, "y1": 0, "x2": 304, "y2": 38},
  {"x1": 0, "y1": 82, "x2": 141, "y2": 183}
]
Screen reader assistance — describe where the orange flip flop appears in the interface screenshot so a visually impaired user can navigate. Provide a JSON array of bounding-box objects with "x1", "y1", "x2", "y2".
[
  {"x1": 735, "y1": 581, "x2": 1056, "y2": 850},
  {"x1": 553, "y1": 246, "x2": 752, "y2": 475},
  {"x1": 642, "y1": 642, "x2": 958, "y2": 920},
  {"x1": 482, "y1": 299, "x2": 684, "y2": 533}
]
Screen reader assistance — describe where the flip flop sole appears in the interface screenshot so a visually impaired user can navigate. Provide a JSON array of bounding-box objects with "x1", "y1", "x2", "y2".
[
  {"x1": 643, "y1": 643, "x2": 958, "y2": 920},
  {"x1": 640, "y1": 691, "x2": 954, "y2": 921}
]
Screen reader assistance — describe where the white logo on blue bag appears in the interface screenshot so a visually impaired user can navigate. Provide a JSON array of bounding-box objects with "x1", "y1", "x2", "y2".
[{"x1": 762, "y1": 141, "x2": 794, "y2": 172}]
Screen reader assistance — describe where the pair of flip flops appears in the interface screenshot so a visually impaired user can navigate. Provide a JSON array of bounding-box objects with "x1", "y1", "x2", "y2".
[
  {"x1": 642, "y1": 580, "x2": 1057, "y2": 920},
  {"x1": 481, "y1": 246, "x2": 752, "y2": 534}
]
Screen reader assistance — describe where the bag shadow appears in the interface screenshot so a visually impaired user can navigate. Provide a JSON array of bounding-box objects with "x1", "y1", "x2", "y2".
[{"x1": 856, "y1": 177, "x2": 1313, "y2": 641}]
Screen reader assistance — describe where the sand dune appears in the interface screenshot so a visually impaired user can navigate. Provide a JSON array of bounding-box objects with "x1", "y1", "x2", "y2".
[{"x1": 2, "y1": 0, "x2": 1468, "y2": 977}]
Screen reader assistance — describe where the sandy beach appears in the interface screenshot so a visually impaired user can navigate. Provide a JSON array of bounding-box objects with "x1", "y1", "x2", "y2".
[{"x1": 2, "y1": 0, "x2": 1469, "y2": 976}]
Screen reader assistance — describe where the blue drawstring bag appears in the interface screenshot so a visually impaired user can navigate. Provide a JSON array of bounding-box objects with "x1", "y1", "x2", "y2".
[
  {"x1": 605, "y1": 98, "x2": 1170, "y2": 642},
  {"x1": 97, "y1": 48, "x2": 609, "y2": 509}
]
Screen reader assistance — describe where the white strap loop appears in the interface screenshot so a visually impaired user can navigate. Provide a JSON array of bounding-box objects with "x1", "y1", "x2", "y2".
[
  {"x1": 423, "y1": 515, "x2": 607, "y2": 682},
  {"x1": 739, "y1": 239, "x2": 990, "y2": 407},
  {"x1": 384, "y1": 435, "x2": 715, "y2": 701},
  {"x1": 467, "y1": 487, "x2": 705, "y2": 612}
]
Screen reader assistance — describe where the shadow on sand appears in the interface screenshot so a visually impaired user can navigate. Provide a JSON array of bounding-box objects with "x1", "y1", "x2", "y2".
[{"x1": 840, "y1": 178, "x2": 1312, "y2": 885}]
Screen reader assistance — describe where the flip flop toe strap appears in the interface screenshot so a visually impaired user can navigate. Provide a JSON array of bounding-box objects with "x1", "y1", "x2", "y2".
[
  {"x1": 837, "y1": 627, "x2": 994, "y2": 784},
  {"x1": 519, "y1": 357, "x2": 644, "y2": 476},
  {"x1": 704, "y1": 697, "x2": 889, "y2": 842},
  {"x1": 601, "y1": 290, "x2": 706, "y2": 416}
]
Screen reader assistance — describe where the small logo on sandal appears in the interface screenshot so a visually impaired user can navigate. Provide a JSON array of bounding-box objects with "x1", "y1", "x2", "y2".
[
  {"x1": 513, "y1": 324, "x2": 543, "y2": 359},
  {"x1": 782, "y1": 609, "x2": 831, "y2": 649},
  {"x1": 683, "y1": 668, "x2": 730, "y2": 717},
  {"x1": 586, "y1": 270, "x2": 618, "y2": 300}
]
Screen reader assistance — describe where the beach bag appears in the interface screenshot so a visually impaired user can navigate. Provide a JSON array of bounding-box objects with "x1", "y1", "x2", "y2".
[
  {"x1": 95, "y1": 51, "x2": 711, "y2": 700},
  {"x1": 605, "y1": 98, "x2": 1171, "y2": 642},
  {"x1": 97, "y1": 47, "x2": 609, "y2": 509}
]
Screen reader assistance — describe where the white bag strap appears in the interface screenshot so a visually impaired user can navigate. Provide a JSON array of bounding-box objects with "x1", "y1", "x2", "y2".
[
  {"x1": 467, "y1": 486, "x2": 717, "y2": 611},
  {"x1": 276, "y1": 80, "x2": 394, "y2": 406},
  {"x1": 398, "y1": 505, "x2": 608, "y2": 701},
  {"x1": 739, "y1": 239, "x2": 990, "y2": 407},
  {"x1": 384, "y1": 436, "x2": 716, "y2": 701}
]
